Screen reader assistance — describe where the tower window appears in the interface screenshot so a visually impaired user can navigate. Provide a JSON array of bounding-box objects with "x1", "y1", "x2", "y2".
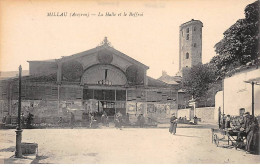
[
  {"x1": 193, "y1": 43, "x2": 197, "y2": 47},
  {"x1": 194, "y1": 26, "x2": 196, "y2": 31},
  {"x1": 186, "y1": 34, "x2": 189, "y2": 40},
  {"x1": 186, "y1": 52, "x2": 189, "y2": 59},
  {"x1": 186, "y1": 28, "x2": 189, "y2": 33},
  {"x1": 182, "y1": 31, "x2": 183, "y2": 37}
]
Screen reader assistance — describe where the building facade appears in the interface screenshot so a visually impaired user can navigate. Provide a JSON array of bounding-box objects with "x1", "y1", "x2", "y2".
[
  {"x1": 178, "y1": 19, "x2": 203, "y2": 77},
  {"x1": 214, "y1": 65, "x2": 260, "y2": 121},
  {"x1": 0, "y1": 38, "x2": 179, "y2": 124}
]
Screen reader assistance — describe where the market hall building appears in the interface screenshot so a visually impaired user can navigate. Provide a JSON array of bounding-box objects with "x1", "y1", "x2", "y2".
[{"x1": 0, "y1": 38, "x2": 179, "y2": 124}]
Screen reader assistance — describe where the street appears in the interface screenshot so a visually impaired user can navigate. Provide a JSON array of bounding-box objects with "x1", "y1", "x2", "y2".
[{"x1": 0, "y1": 126, "x2": 259, "y2": 164}]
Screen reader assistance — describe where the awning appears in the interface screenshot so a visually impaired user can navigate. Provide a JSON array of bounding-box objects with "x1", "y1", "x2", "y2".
[{"x1": 244, "y1": 77, "x2": 260, "y2": 85}]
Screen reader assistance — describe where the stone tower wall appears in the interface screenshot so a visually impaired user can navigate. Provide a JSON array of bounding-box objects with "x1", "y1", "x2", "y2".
[{"x1": 179, "y1": 19, "x2": 203, "y2": 76}]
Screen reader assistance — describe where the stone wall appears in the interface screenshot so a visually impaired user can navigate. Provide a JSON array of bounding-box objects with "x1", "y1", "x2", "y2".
[
  {"x1": 177, "y1": 109, "x2": 191, "y2": 120},
  {"x1": 178, "y1": 107, "x2": 215, "y2": 122},
  {"x1": 179, "y1": 20, "x2": 203, "y2": 76},
  {"x1": 195, "y1": 107, "x2": 214, "y2": 122}
]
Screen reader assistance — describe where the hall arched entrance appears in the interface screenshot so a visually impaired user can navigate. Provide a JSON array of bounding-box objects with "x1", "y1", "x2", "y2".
[{"x1": 83, "y1": 88, "x2": 127, "y2": 122}]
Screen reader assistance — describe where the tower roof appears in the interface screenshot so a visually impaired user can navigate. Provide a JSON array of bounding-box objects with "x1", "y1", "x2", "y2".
[{"x1": 180, "y1": 19, "x2": 203, "y2": 29}]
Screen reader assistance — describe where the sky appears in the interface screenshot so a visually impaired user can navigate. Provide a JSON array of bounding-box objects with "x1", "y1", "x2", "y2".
[{"x1": 0, "y1": 0, "x2": 256, "y2": 78}]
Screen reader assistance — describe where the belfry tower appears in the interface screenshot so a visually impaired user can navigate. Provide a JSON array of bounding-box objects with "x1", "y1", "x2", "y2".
[{"x1": 178, "y1": 19, "x2": 203, "y2": 77}]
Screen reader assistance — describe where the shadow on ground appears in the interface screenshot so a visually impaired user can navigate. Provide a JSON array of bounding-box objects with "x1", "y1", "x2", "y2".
[
  {"x1": 31, "y1": 155, "x2": 49, "y2": 164},
  {"x1": 174, "y1": 134, "x2": 202, "y2": 138},
  {"x1": 0, "y1": 146, "x2": 15, "y2": 152}
]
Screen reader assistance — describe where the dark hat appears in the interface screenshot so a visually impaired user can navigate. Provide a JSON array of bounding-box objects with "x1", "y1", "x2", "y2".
[{"x1": 244, "y1": 112, "x2": 250, "y2": 115}]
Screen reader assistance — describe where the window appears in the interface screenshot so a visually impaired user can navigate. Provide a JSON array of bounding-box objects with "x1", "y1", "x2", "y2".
[
  {"x1": 194, "y1": 26, "x2": 196, "y2": 31},
  {"x1": 182, "y1": 31, "x2": 183, "y2": 37},
  {"x1": 194, "y1": 43, "x2": 197, "y2": 47},
  {"x1": 186, "y1": 52, "x2": 189, "y2": 59},
  {"x1": 186, "y1": 34, "x2": 189, "y2": 40},
  {"x1": 186, "y1": 28, "x2": 189, "y2": 33}
]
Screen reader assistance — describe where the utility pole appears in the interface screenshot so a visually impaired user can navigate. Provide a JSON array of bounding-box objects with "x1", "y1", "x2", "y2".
[
  {"x1": 244, "y1": 80, "x2": 258, "y2": 117},
  {"x1": 252, "y1": 82, "x2": 254, "y2": 116},
  {"x1": 15, "y1": 65, "x2": 23, "y2": 158}
]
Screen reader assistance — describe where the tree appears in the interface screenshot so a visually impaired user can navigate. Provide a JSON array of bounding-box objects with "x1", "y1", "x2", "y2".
[
  {"x1": 213, "y1": 1, "x2": 259, "y2": 75},
  {"x1": 182, "y1": 63, "x2": 217, "y2": 100}
]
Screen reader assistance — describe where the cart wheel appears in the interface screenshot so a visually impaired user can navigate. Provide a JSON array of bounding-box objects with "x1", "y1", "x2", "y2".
[{"x1": 213, "y1": 134, "x2": 219, "y2": 147}]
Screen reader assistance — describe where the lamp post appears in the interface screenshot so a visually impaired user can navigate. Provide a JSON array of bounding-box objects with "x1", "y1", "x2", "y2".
[
  {"x1": 252, "y1": 82, "x2": 254, "y2": 116},
  {"x1": 244, "y1": 80, "x2": 259, "y2": 117},
  {"x1": 15, "y1": 65, "x2": 22, "y2": 158}
]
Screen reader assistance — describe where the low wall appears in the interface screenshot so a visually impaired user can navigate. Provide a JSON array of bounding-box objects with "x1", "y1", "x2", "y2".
[
  {"x1": 177, "y1": 107, "x2": 215, "y2": 122},
  {"x1": 195, "y1": 107, "x2": 214, "y2": 122},
  {"x1": 177, "y1": 109, "x2": 191, "y2": 120}
]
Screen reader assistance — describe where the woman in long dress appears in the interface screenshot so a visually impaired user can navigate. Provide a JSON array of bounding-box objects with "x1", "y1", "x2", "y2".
[{"x1": 169, "y1": 114, "x2": 177, "y2": 135}]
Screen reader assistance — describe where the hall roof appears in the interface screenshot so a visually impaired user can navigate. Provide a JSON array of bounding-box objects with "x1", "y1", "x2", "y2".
[
  {"x1": 147, "y1": 76, "x2": 176, "y2": 88},
  {"x1": 29, "y1": 37, "x2": 149, "y2": 70}
]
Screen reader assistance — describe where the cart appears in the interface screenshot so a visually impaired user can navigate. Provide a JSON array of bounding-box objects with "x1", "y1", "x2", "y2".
[{"x1": 211, "y1": 128, "x2": 247, "y2": 149}]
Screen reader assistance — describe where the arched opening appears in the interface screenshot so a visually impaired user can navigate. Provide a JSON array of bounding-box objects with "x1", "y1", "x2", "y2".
[
  {"x1": 81, "y1": 64, "x2": 127, "y2": 86},
  {"x1": 186, "y1": 52, "x2": 189, "y2": 59}
]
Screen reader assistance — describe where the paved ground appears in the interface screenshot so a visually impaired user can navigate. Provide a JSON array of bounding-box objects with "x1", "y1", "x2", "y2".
[{"x1": 0, "y1": 125, "x2": 259, "y2": 164}]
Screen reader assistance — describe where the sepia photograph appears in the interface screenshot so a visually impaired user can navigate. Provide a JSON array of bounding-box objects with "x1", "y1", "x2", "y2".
[{"x1": 0, "y1": 0, "x2": 259, "y2": 165}]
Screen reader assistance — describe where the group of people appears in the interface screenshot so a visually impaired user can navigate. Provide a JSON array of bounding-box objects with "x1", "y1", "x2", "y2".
[
  {"x1": 220, "y1": 112, "x2": 259, "y2": 153},
  {"x1": 178, "y1": 116, "x2": 187, "y2": 123},
  {"x1": 2, "y1": 112, "x2": 34, "y2": 129},
  {"x1": 177, "y1": 115, "x2": 198, "y2": 125},
  {"x1": 68, "y1": 111, "x2": 131, "y2": 129}
]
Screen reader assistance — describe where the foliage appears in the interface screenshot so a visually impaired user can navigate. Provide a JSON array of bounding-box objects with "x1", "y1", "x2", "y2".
[
  {"x1": 182, "y1": 63, "x2": 217, "y2": 100},
  {"x1": 213, "y1": 1, "x2": 259, "y2": 76},
  {"x1": 181, "y1": 1, "x2": 258, "y2": 104}
]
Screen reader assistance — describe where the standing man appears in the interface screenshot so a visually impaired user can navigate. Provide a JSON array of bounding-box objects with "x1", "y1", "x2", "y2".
[
  {"x1": 89, "y1": 113, "x2": 95, "y2": 128},
  {"x1": 245, "y1": 115, "x2": 259, "y2": 153},
  {"x1": 225, "y1": 115, "x2": 231, "y2": 129},
  {"x1": 218, "y1": 107, "x2": 222, "y2": 128},
  {"x1": 115, "y1": 112, "x2": 123, "y2": 130},
  {"x1": 101, "y1": 112, "x2": 108, "y2": 127},
  {"x1": 193, "y1": 115, "x2": 198, "y2": 125},
  {"x1": 139, "y1": 114, "x2": 145, "y2": 128},
  {"x1": 21, "y1": 113, "x2": 25, "y2": 128},
  {"x1": 70, "y1": 112, "x2": 75, "y2": 129},
  {"x1": 26, "y1": 112, "x2": 34, "y2": 129},
  {"x1": 58, "y1": 116, "x2": 63, "y2": 127},
  {"x1": 125, "y1": 113, "x2": 130, "y2": 125},
  {"x1": 184, "y1": 116, "x2": 187, "y2": 123},
  {"x1": 221, "y1": 114, "x2": 226, "y2": 129},
  {"x1": 2, "y1": 115, "x2": 6, "y2": 124},
  {"x1": 169, "y1": 113, "x2": 178, "y2": 135}
]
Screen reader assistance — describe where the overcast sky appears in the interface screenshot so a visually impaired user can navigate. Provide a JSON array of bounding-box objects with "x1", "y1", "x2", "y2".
[{"x1": 0, "y1": 0, "x2": 256, "y2": 78}]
